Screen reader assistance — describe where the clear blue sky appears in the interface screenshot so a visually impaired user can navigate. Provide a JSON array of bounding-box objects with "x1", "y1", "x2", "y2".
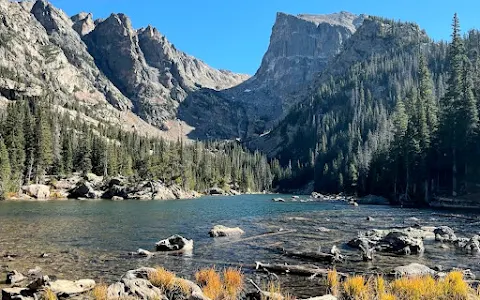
[{"x1": 50, "y1": 0, "x2": 480, "y2": 75}]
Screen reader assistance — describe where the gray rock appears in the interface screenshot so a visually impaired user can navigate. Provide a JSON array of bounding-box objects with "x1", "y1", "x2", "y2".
[
  {"x1": 136, "y1": 248, "x2": 154, "y2": 257},
  {"x1": 1, "y1": 288, "x2": 34, "y2": 300},
  {"x1": 121, "y1": 267, "x2": 156, "y2": 281},
  {"x1": 111, "y1": 196, "x2": 124, "y2": 201},
  {"x1": 21, "y1": 185, "x2": 50, "y2": 200},
  {"x1": 464, "y1": 235, "x2": 480, "y2": 253},
  {"x1": 378, "y1": 231, "x2": 425, "y2": 255},
  {"x1": 209, "y1": 225, "x2": 245, "y2": 237},
  {"x1": 155, "y1": 235, "x2": 193, "y2": 251},
  {"x1": 26, "y1": 276, "x2": 50, "y2": 291},
  {"x1": 208, "y1": 187, "x2": 224, "y2": 195},
  {"x1": 434, "y1": 226, "x2": 457, "y2": 242},
  {"x1": 47, "y1": 279, "x2": 95, "y2": 297},
  {"x1": 6, "y1": 270, "x2": 26, "y2": 285},
  {"x1": 108, "y1": 279, "x2": 166, "y2": 300},
  {"x1": 394, "y1": 263, "x2": 436, "y2": 277},
  {"x1": 69, "y1": 182, "x2": 100, "y2": 199}
]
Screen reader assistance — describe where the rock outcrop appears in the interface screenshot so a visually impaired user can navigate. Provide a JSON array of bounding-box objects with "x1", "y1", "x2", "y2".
[{"x1": 179, "y1": 12, "x2": 365, "y2": 140}]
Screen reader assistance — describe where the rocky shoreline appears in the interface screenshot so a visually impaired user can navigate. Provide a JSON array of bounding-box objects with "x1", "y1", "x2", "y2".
[{"x1": 7, "y1": 173, "x2": 255, "y2": 201}]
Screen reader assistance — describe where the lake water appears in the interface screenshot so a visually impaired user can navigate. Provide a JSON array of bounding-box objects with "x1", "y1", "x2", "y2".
[{"x1": 1, "y1": 195, "x2": 480, "y2": 297}]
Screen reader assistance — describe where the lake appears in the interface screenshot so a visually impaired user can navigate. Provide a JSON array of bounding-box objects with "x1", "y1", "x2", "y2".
[{"x1": 1, "y1": 195, "x2": 479, "y2": 297}]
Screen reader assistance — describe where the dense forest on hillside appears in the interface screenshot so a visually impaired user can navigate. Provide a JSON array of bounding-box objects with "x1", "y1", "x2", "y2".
[
  {"x1": 273, "y1": 15, "x2": 480, "y2": 204},
  {"x1": 0, "y1": 98, "x2": 283, "y2": 198}
]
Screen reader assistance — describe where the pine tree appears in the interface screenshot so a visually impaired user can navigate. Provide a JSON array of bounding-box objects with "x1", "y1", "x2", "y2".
[{"x1": 0, "y1": 137, "x2": 11, "y2": 198}]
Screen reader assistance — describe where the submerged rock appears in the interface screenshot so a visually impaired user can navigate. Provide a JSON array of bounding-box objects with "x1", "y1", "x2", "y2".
[
  {"x1": 209, "y1": 225, "x2": 245, "y2": 237},
  {"x1": 155, "y1": 235, "x2": 193, "y2": 251}
]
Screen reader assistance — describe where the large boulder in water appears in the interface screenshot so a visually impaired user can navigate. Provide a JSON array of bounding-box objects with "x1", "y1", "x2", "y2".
[
  {"x1": 155, "y1": 235, "x2": 193, "y2": 251},
  {"x1": 464, "y1": 235, "x2": 480, "y2": 253},
  {"x1": 378, "y1": 231, "x2": 425, "y2": 255},
  {"x1": 209, "y1": 225, "x2": 245, "y2": 237},
  {"x1": 394, "y1": 263, "x2": 436, "y2": 277},
  {"x1": 21, "y1": 185, "x2": 50, "y2": 200},
  {"x1": 434, "y1": 226, "x2": 457, "y2": 242}
]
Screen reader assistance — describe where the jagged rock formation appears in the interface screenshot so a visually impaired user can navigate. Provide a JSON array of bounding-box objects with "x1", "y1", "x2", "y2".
[
  {"x1": 0, "y1": 0, "x2": 248, "y2": 138},
  {"x1": 180, "y1": 12, "x2": 365, "y2": 140}
]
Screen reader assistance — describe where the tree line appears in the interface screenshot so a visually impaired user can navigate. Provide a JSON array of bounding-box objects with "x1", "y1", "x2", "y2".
[
  {"x1": 274, "y1": 14, "x2": 480, "y2": 204},
  {"x1": 0, "y1": 99, "x2": 284, "y2": 198}
]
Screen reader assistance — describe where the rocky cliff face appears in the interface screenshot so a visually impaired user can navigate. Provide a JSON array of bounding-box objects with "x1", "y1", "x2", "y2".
[
  {"x1": 180, "y1": 12, "x2": 365, "y2": 140},
  {"x1": 0, "y1": 0, "x2": 248, "y2": 138}
]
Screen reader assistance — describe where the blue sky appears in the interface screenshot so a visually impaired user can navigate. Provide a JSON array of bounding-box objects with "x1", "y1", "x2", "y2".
[{"x1": 50, "y1": 0, "x2": 480, "y2": 75}]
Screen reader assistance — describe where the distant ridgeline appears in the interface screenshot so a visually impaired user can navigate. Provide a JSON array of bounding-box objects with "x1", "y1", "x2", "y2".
[
  {"x1": 0, "y1": 99, "x2": 285, "y2": 197},
  {"x1": 261, "y1": 15, "x2": 480, "y2": 204}
]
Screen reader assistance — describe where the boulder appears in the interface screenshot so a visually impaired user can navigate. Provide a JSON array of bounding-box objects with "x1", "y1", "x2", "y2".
[
  {"x1": 273, "y1": 198, "x2": 285, "y2": 202},
  {"x1": 357, "y1": 195, "x2": 390, "y2": 205},
  {"x1": 464, "y1": 235, "x2": 480, "y2": 253},
  {"x1": 21, "y1": 185, "x2": 50, "y2": 200},
  {"x1": 108, "y1": 279, "x2": 165, "y2": 300},
  {"x1": 122, "y1": 267, "x2": 156, "y2": 281},
  {"x1": 209, "y1": 225, "x2": 245, "y2": 237},
  {"x1": 27, "y1": 276, "x2": 50, "y2": 291},
  {"x1": 208, "y1": 187, "x2": 224, "y2": 195},
  {"x1": 394, "y1": 263, "x2": 436, "y2": 277},
  {"x1": 378, "y1": 231, "x2": 424, "y2": 255},
  {"x1": 47, "y1": 279, "x2": 95, "y2": 297},
  {"x1": 68, "y1": 182, "x2": 100, "y2": 199},
  {"x1": 230, "y1": 189, "x2": 241, "y2": 196},
  {"x1": 6, "y1": 270, "x2": 26, "y2": 285},
  {"x1": 85, "y1": 173, "x2": 103, "y2": 185},
  {"x1": 155, "y1": 235, "x2": 193, "y2": 251},
  {"x1": 349, "y1": 201, "x2": 359, "y2": 206},
  {"x1": 111, "y1": 196, "x2": 124, "y2": 201},
  {"x1": 1, "y1": 288, "x2": 34, "y2": 300},
  {"x1": 136, "y1": 248, "x2": 154, "y2": 257},
  {"x1": 102, "y1": 184, "x2": 128, "y2": 199},
  {"x1": 434, "y1": 226, "x2": 457, "y2": 242}
]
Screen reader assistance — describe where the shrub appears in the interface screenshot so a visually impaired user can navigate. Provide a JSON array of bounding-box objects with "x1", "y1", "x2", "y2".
[
  {"x1": 223, "y1": 268, "x2": 244, "y2": 300},
  {"x1": 195, "y1": 267, "x2": 223, "y2": 300},
  {"x1": 92, "y1": 283, "x2": 108, "y2": 300},
  {"x1": 148, "y1": 267, "x2": 177, "y2": 290},
  {"x1": 42, "y1": 288, "x2": 57, "y2": 300},
  {"x1": 342, "y1": 275, "x2": 369, "y2": 300},
  {"x1": 327, "y1": 268, "x2": 339, "y2": 296}
]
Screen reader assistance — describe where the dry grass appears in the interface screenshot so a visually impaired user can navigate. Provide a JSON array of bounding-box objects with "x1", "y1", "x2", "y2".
[
  {"x1": 263, "y1": 282, "x2": 284, "y2": 300},
  {"x1": 343, "y1": 275, "x2": 369, "y2": 300},
  {"x1": 331, "y1": 271, "x2": 476, "y2": 300},
  {"x1": 174, "y1": 279, "x2": 192, "y2": 297},
  {"x1": 42, "y1": 288, "x2": 57, "y2": 300},
  {"x1": 223, "y1": 268, "x2": 244, "y2": 300},
  {"x1": 195, "y1": 267, "x2": 224, "y2": 300},
  {"x1": 148, "y1": 267, "x2": 177, "y2": 290},
  {"x1": 92, "y1": 283, "x2": 108, "y2": 300},
  {"x1": 327, "y1": 268, "x2": 340, "y2": 296}
]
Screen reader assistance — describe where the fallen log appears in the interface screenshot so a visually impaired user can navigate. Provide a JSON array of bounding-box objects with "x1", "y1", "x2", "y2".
[
  {"x1": 255, "y1": 262, "x2": 346, "y2": 278},
  {"x1": 277, "y1": 247, "x2": 345, "y2": 263}
]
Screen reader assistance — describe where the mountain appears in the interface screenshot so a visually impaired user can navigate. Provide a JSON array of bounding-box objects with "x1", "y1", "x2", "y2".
[
  {"x1": 179, "y1": 12, "x2": 366, "y2": 140},
  {"x1": 0, "y1": 0, "x2": 248, "y2": 139}
]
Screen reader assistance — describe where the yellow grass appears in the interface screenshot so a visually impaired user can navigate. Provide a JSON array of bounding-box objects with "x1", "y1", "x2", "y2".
[
  {"x1": 148, "y1": 267, "x2": 177, "y2": 290},
  {"x1": 342, "y1": 275, "x2": 369, "y2": 300},
  {"x1": 195, "y1": 267, "x2": 224, "y2": 300},
  {"x1": 327, "y1": 268, "x2": 340, "y2": 296},
  {"x1": 92, "y1": 283, "x2": 108, "y2": 300},
  {"x1": 223, "y1": 268, "x2": 244, "y2": 300},
  {"x1": 174, "y1": 279, "x2": 192, "y2": 297},
  {"x1": 331, "y1": 271, "x2": 476, "y2": 300},
  {"x1": 42, "y1": 288, "x2": 57, "y2": 300},
  {"x1": 263, "y1": 282, "x2": 284, "y2": 300}
]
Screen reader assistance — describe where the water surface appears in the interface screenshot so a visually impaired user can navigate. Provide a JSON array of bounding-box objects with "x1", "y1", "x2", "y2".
[{"x1": 1, "y1": 195, "x2": 479, "y2": 297}]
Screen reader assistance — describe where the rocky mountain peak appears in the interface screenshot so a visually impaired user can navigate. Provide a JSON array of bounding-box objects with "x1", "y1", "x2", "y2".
[
  {"x1": 31, "y1": 0, "x2": 72, "y2": 34},
  {"x1": 71, "y1": 12, "x2": 95, "y2": 36}
]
